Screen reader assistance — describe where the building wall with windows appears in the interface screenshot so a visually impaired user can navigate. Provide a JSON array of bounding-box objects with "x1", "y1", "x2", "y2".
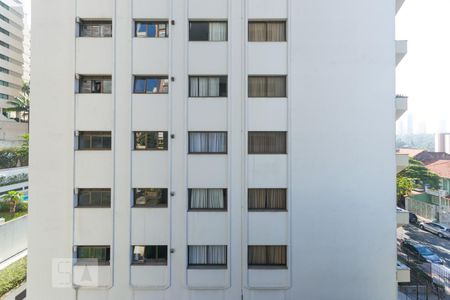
[{"x1": 30, "y1": 0, "x2": 397, "y2": 299}]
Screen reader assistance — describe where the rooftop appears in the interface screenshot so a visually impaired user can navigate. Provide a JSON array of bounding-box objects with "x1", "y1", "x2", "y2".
[{"x1": 425, "y1": 160, "x2": 450, "y2": 179}]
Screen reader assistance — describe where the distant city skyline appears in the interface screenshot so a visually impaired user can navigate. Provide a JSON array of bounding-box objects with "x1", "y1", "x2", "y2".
[{"x1": 396, "y1": 0, "x2": 450, "y2": 134}]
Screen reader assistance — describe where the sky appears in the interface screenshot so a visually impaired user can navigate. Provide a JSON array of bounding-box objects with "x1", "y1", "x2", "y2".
[
  {"x1": 21, "y1": 0, "x2": 448, "y2": 134},
  {"x1": 396, "y1": 0, "x2": 450, "y2": 134}
]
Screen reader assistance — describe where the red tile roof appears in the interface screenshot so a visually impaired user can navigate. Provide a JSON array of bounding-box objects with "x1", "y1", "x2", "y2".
[
  {"x1": 425, "y1": 160, "x2": 450, "y2": 179},
  {"x1": 397, "y1": 148, "x2": 425, "y2": 158}
]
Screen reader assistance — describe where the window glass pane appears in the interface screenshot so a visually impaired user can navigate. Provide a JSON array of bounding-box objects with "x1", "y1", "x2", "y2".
[
  {"x1": 208, "y1": 246, "x2": 226, "y2": 264},
  {"x1": 134, "y1": 132, "x2": 168, "y2": 150},
  {"x1": 134, "y1": 188, "x2": 168, "y2": 207},
  {"x1": 147, "y1": 23, "x2": 157, "y2": 37},
  {"x1": 189, "y1": 189, "x2": 208, "y2": 209},
  {"x1": 219, "y1": 77, "x2": 227, "y2": 97},
  {"x1": 91, "y1": 136, "x2": 103, "y2": 149},
  {"x1": 208, "y1": 77, "x2": 220, "y2": 97},
  {"x1": 189, "y1": 132, "x2": 208, "y2": 153},
  {"x1": 248, "y1": 189, "x2": 266, "y2": 209},
  {"x1": 78, "y1": 190, "x2": 91, "y2": 206},
  {"x1": 78, "y1": 132, "x2": 111, "y2": 150},
  {"x1": 249, "y1": 22, "x2": 266, "y2": 41},
  {"x1": 136, "y1": 23, "x2": 147, "y2": 37},
  {"x1": 134, "y1": 78, "x2": 146, "y2": 93},
  {"x1": 188, "y1": 246, "x2": 208, "y2": 265},
  {"x1": 248, "y1": 246, "x2": 267, "y2": 265},
  {"x1": 208, "y1": 132, "x2": 227, "y2": 153},
  {"x1": 267, "y1": 76, "x2": 286, "y2": 97},
  {"x1": 79, "y1": 135, "x2": 91, "y2": 149},
  {"x1": 189, "y1": 22, "x2": 209, "y2": 41},
  {"x1": 103, "y1": 79, "x2": 112, "y2": 93},
  {"x1": 267, "y1": 22, "x2": 286, "y2": 41},
  {"x1": 248, "y1": 77, "x2": 266, "y2": 97},
  {"x1": 189, "y1": 77, "x2": 199, "y2": 97},
  {"x1": 248, "y1": 132, "x2": 286, "y2": 154},
  {"x1": 209, "y1": 22, "x2": 227, "y2": 41},
  {"x1": 146, "y1": 79, "x2": 161, "y2": 94}
]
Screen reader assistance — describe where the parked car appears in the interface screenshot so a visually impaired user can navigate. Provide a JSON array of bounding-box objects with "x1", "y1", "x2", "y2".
[
  {"x1": 409, "y1": 212, "x2": 418, "y2": 224},
  {"x1": 401, "y1": 240, "x2": 444, "y2": 264},
  {"x1": 419, "y1": 222, "x2": 450, "y2": 239}
]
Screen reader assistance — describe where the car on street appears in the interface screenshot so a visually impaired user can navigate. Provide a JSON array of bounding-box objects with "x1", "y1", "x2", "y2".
[
  {"x1": 401, "y1": 240, "x2": 444, "y2": 265},
  {"x1": 409, "y1": 212, "x2": 418, "y2": 224},
  {"x1": 419, "y1": 222, "x2": 450, "y2": 239}
]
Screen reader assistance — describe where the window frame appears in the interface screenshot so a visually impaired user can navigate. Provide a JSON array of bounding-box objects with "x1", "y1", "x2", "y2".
[
  {"x1": 248, "y1": 131, "x2": 287, "y2": 154},
  {"x1": 78, "y1": 76, "x2": 112, "y2": 94},
  {"x1": 248, "y1": 188, "x2": 287, "y2": 211},
  {"x1": 133, "y1": 131, "x2": 168, "y2": 151},
  {"x1": 248, "y1": 76, "x2": 287, "y2": 98},
  {"x1": 188, "y1": 188, "x2": 228, "y2": 211},
  {"x1": 131, "y1": 245, "x2": 168, "y2": 265},
  {"x1": 133, "y1": 188, "x2": 168, "y2": 208},
  {"x1": 248, "y1": 21, "x2": 287, "y2": 42},
  {"x1": 187, "y1": 245, "x2": 228, "y2": 269},
  {"x1": 133, "y1": 76, "x2": 169, "y2": 94},
  {"x1": 189, "y1": 21, "x2": 228, "y2": 42},
  {"x1": 134, "y1": 21, "x2": 169, "y2": 38},
  {"x1": 77, "y1": 188, "x2": 111, "y2": 208},
  {"x1": 188, "y1": 131, "x2": 228, "y2": 154},
  {"x1": 78, "y1": 131, "x2": 112, "y2": 151},
  {"x1": 79, "y1": 20, "x2": 112, "y2": 38},
  {"x1": 76, "y1": 246, "x2": 111, "y2": 266},
  {"x1": 188, "y1": 76, "x2": 228, "y2": 97},
  {"x1": 248, "y1": 245, "x2": 287, "y2": 269}
]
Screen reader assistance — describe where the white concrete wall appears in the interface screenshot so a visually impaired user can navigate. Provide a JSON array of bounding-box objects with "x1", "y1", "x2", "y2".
[{"x1": 0, "y1": 215, "x2": 27, "y2": 263}]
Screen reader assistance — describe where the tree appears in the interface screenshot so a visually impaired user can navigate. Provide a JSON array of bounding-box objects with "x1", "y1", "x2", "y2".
[
  {"x1": 7, "y1": 82, "x2": 30, "y2": 124},
  {"x1": 398, "y1": 158, "x2": 441, "y2": 190},
  {"x1": 397, "y1": 176, "x2": 414, "y2": 207},
  {"x1": 1, "y1": 191, "x2": 23, "y2": 214}
]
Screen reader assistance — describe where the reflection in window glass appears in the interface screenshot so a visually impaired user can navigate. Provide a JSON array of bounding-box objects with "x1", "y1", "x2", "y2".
[
  {"x1": 135, "y1": 21, "x2": 168, "y2": 38},
  {"x1": 133, "y1": 77, "x2": 168, "y2": 94},
  {"x1": 134, "y1": 188, "x2": 168, "y2": 207}
]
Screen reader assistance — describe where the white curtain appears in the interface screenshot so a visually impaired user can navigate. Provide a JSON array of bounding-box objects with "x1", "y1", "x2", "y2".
[
  {"x1": 190, "y1": 189, "x2": 208, "y2": 209},
  {"x1": 208, "y1": 132, "x2": 226, "y2": 152},
  {"x1": 208, "y1": 246, "x2": 226, "y2": 264},
  {"x1": 248, "y1": 77, "x2": 266, "y2": 97},
  {"x1": 198, "y1": 78, "x2": 209, "y2": 96},
  {"x1": 267, "y1": 22, "x2": 285, "y2": 41},
  {"x1": 189, "y1": 132, "x2": 208, "y2": 152},
  {"x1": 248, "y1": 22, "x2": 266, "y2": 41},
  {"x1": 189, "y1": 246, "x2": 207, "y2": 265},
  {"x1": 209, "y1": 22, "x2": 227, "y2": 41},
  {"x1": 208, "y1": 189, "x2": 224, "y2": 209},
  {"x1": 190, "y1": 77, "x2": 199, "y2": 97},
  {"x1": 208, "y1": 78, "x2": 220, "y2": 97},
  {"x1": 267, "y1": 77, "x2": 286, "y2": 97}
]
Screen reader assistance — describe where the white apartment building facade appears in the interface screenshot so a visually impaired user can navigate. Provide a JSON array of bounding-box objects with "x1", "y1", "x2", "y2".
[{"x1": 30, "y1": 0, "x2": 399, "y2": 299}]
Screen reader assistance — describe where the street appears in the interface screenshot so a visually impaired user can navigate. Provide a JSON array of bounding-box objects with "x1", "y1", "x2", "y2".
[{"x1": 398, "y1": 224, "x2": 450, "y2": 267}]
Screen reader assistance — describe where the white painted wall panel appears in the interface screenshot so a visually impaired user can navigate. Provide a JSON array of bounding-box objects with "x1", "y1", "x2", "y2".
[
  {"x1": 133, "y1": 0, "x2": 169, "y2": 19},
  {"x1": 248, "y1": 0, "x2": 287, "y2": 19},
  {"x1": 75, "y1": 151, "x2": 113, "y2": 188},
  {"x1": 131, "y1": 265, "x2": 169, "y2": 287},
  {"x1": 187, "y1": 269, "x2": 229, "y2": 289},
  {"x1": 188, "y1": 99, "x2": 227, "y2": 131},
  {"x1": 247, "y1": 99, "x2": 287, "y2": 131},
  {"x1": 131, "y1": 208, "x2": 169, "y2": 245},
  {"x1": 133, "y1": 38, "x2": 169, "y2": 75},
  {"x1": 76, "y1": 38, "x2": 113, "y2": 75},
  {"x1": 188, "y1": 155, "x2": 228, "y2": 187},
  {"x1": 77, "y1": 0, "x2": 113, "y2": 19},
  {"x1": 248, "y1": 43, "x2": 287, "y2": 75},
  {"x1": 248, "y1": 212, "x2": 288, "y2": 245},
  {"x1": 247, "y1": 155, "x2": 287, "y2": 188},
  {"x1": 132, "y1": 151, "x2": 169, "y2": 187},
  {"x1": 132, "y1": 95, "x2": 169, "y2": 131},
  {"x1": 188, "y1": 42, "x2": 228, "y2": 75},
  {"x1": 74, "y1": 208, "x2": 112, "y2": 245},
  {"x1": 247, "y1": 269, "x2": 289, "y2": 288},
  {"x1": 188, "y1": 212, "x2": 228, "y2": 245},
  {"x1": 188, "y1": 0, "x2": 228, "y2": 19},
  {"x1": 76, "y1": 94, "x2": 113, "y2": 131},
  {"x1": 73, "y1": 265, "x2": 112, "y2": 287}
]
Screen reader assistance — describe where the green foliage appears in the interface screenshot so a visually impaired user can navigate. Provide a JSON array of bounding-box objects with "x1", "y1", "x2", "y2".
[
  {"x1": 1, "y1": 191, "x2": 23, "y2": 213},
  {"x1": 0, "y1": 173, "x2": 28, "y2": 187},
  {"x1": 398, "y1": 158, "x2": 441, "y2": 190},
  {"x1": 7, "y1": 82, "x2": 30, "y2": 122},
  {"x1": 397, "y1": 176, "x2": 414, "y2": 201},
  {"x1": 0, "y1": 211, "x2": 27, "y2": 222},
  {"x1": 16, "y1": 134, "x2": 28, "y2": 158},
  {"x1": 0, "y1": 148, "x2": 28, "y2": 169},
  {"x1": 0, "y1": 257, "x2": 27, "y2": 297},
  {"x1": 16, "y1": 201, "x2": 27, "y2": 212}
]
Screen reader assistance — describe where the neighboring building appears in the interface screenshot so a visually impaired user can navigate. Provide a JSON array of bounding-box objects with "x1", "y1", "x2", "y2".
[
  {"x1": 0, "y1": 0, "x2": 28, "y2": 147},
  {"x1": 30, "y1": 0, "x2": 402, "y2": 299},
  {"x1": 435, "y1": 133, "x2": 450, "y2": 154}
]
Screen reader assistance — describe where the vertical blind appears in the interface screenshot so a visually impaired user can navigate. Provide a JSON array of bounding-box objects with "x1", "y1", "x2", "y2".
[
  {"x1": 248, "y1": 76, "x2": 286, "y2": 97},
  {"x1": 248, "y1": 246, "x2": 287, "y2": 266},
  {"x1": 189, "y1": 76, "x2": 227, "y2": 97},
  {"x1": 189, "y1": 132, "x2": 227, "y2": 153},
  {"x1": 189, "y1": 189, "x2": 226, "y2": 209},
  {"x1": 248, "y1": 21, "x2": 286, "y2": 42},
  {"x1": 188, "y1": 245, "x2": 227, "y2": 266},
  {"x1": 248, "y1": 189, "x2": 286, "y2": 210},
  {"x1": 248, "y1": 132, "x2": 287, "y2": 154}
]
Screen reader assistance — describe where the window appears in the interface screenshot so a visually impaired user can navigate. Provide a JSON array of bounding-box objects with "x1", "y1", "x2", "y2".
[
  {"x1": 135, "y1": 21, "x2": 168, "y2": 38},
  {"x1": 79, "y1": 21, "x2": 112, "y2": 37},
  {"x1": 189, "y1": 76, "x2": 227, "y2": 97},
  {"x1": 248, "y1": 246, "x2": 287, "y2": 268},
  {"x1": 188, "y1": 132, "x2": 227, "y2": 154},
  {"x1": 133, "y1": 188, "x2": 168, "y2": 207},
  {"x1": 79, "y1": 76, "x2": 112, "y2": 94},
  {"x1": 78, "y1": 131, "x2": 111, "y2": 150},
  {"x1": 248, "y1": 189, "x2": 286, "y2": 210},
  {"x1": 189, "y1": 21, "x2": 227, "y2": 41},
  {"x1": 248, "y1": 76, "x2": 286, "y2": 97},
  {"x1": 132, "y1": 245, "x2": 168, "y2": 265},
  {"x1": 76, "y1": 246, "x2": 110, "y2": 265},
  {"x1": 77, "y1": 189, "x2": 111, "y2": 207},
  {"x1": 248, "y1": 132, "x2": 286, "y2": 154},
  {"x1": 248, "y1": 21, "x2": 286, "y2": 42},
  {"x1": 188, "y1": 189, "x2": 227, "y2": 210},
  {"x1": 134, "y1": 131, "x2": 168, "y2": 150},
  {"x1": 134, "y1": 76, "x2": 169, "y2": 94},
  {"x1": 188, "y1": 245, "x2": 227, "y2": 268}
]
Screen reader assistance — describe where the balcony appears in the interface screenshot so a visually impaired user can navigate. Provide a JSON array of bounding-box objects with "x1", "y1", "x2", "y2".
[
  {"x1": 396, "y1": 40, "x2": 408, "y2": 66},
  {"x1": 396, "y1": 261, "x2": 411, "y2": 283},
  {"x1": 396, "y1": 207, "x2": 410, "y2": 227},
  {"x1": 395, "y1": 95, "x2": 408, "y2": 121},
  {"x1": 396, "y1": 153, "x2": 409, "y2": 173},
  {"x1": 396, "y1": 0, "x2": 406, "y2": 14}
]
